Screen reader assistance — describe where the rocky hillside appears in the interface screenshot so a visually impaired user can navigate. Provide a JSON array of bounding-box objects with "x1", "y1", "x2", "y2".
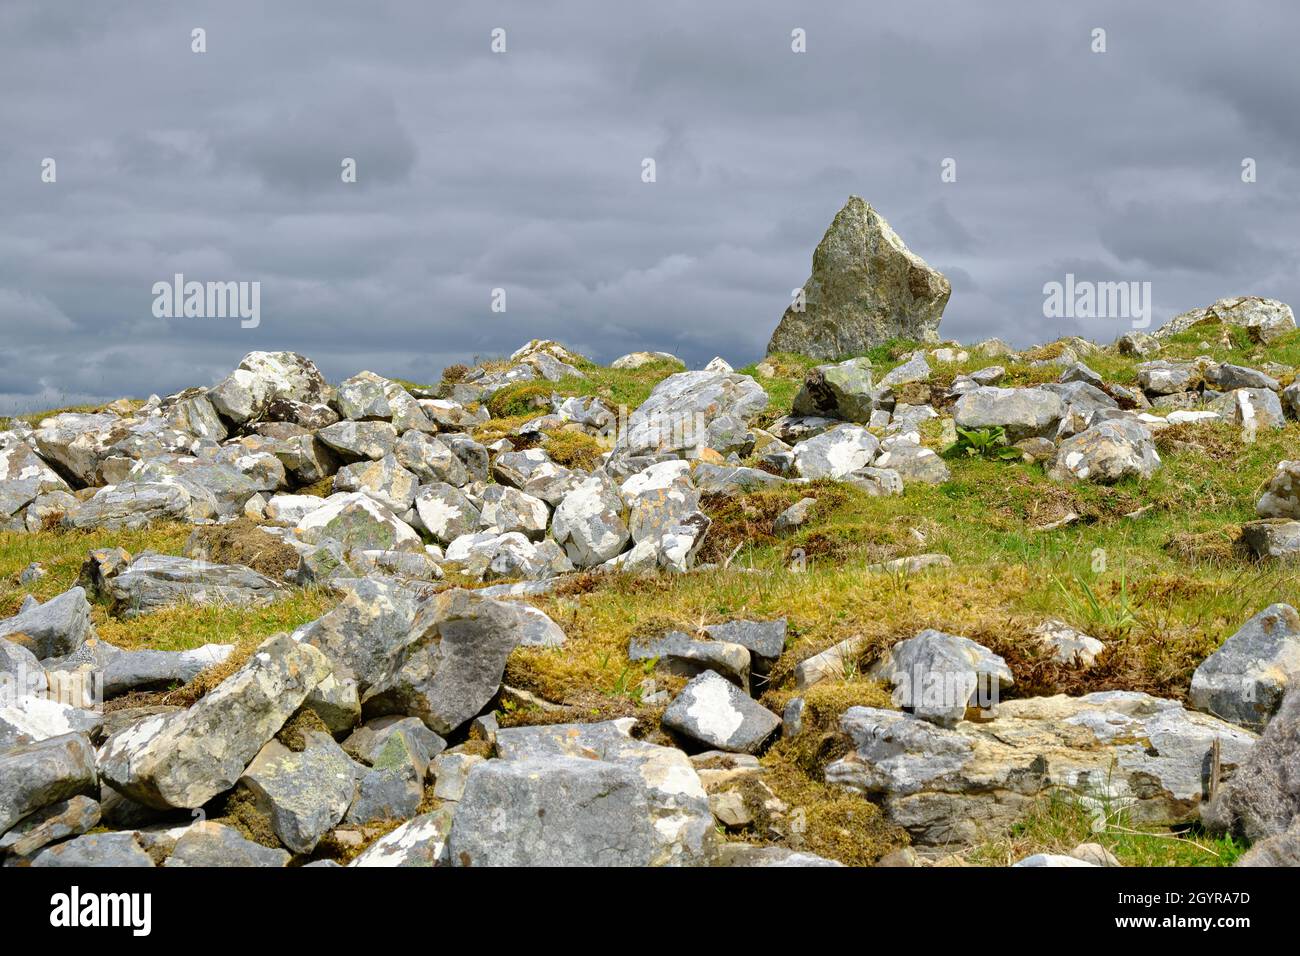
[
  {"x1": 2, "y1": 316, "x2": 1297, "y2": 867},
  {"x1": 3, "y1": 201, "x2": 1300, "y2": 867}
]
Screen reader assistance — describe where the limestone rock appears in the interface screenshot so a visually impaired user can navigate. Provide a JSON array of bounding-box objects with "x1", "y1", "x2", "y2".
[
  {"x1": 98, "y1": 632, "x2": 333, "y2": 809},
  {"x1": 767, "y1": 197, "x2": 949, "y2": 359}
]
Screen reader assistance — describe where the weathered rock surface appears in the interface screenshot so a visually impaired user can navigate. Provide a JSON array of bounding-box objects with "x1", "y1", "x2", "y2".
[
  {"x1": 1190, "y1": 604, "x2": 1300, "y2": 730},
  {"x1": 662, "y1": 671, "x2": 781, "y2": 754},
  {"x1": 0, "y1": 733, "x2": 98, "y2": 834},
  {"x1": 826, "y1": 693, "x2": 1255, "y2": 845},
  {"x1": 451, "y1": 719, "x2": 715, "y2": 866},
  {"x1": 107, "y1": 553, "x2": 284, "y2": 618},
  {"x1": 767, "y1": 196, "x2": 950, "y2": 359},
  {"x1": 360, "y1": 589, "x2": 525, "y2": 735},
  {"x1": 99, "y1": 632, "x2": 333, "y2": 808}
]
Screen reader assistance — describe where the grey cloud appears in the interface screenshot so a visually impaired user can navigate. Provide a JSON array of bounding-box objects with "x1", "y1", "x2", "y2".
[{"x1": 1, "y1": 0, "x2": 1298, "y2": 414}]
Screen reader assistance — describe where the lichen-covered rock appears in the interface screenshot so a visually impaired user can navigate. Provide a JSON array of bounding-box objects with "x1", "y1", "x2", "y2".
[
  {"x1": 661, "y1": 671, "x2": 781, "y2": 754},
  {"x1": 791, "y1": 358, "x2": 875, "y2": 422},
  {"x1": 107, "y1": 553, "x2": 284, "y2": 618},
  {"x1": 350, "y1": 808, "x2": 454, "y2": 867},
  {"x1": 1257, "y1": 461, "x2": 1300, "y2": 519},
  {"x1": 164, "y1": 821, "x2": 291, "y2": 867},
  {"x1": 1155, "y1": 296, "x2": 1296, "y2": 344},
  {"x1": 317, "y1": 420, "x2": 398, "y2": 461},
  {"x1": 207, "y1": 351, "x2": 332, "y2": 425},
  {"x1": 792, "y1": 425, "x2": 879, "y2": 479},
  {"x1": 453, "y1": 719, "x2": 715, "y2": 866},
  {"x1": 615, "y1": 367, "x2": 767, "y2": 458},
  {"x1": 551, "y1": 474, "x2": 630, "y2": 567},
  {"x1": 360, "y1": 589, "x2": 527, "y2": 736},
  {"x1": 292, "y1": 577, "x2": 427, "y2": 691},
  {"x1": 0, "y1": 732, "x2": 97, "y2": 834},
  {"x1": 767, "y1": 196, "x2": 949, "y2": 359},
  {"x1": 0, "y1": 795, "x2": 99, "y2": 857},
  {"x1": 619, "y1": 460, "x2": 699, "y2": 544},
  {"x1": 873, "y1": 439, "x2": 950, "y2": 485},
  {"x1": 954, "y1": 387, "x2": 1066, "y2": 442},
  {"x1": 98, "y1": 632, "x2": 333, "y2": 809},
  {"x1": 333, "y1": 454, "x2": 419, "y2": 513},
  {"x1": 25, "y1": 831, "x2": 156, "y2": 867},
  {"x1": 826, "y1": 692, "x2": 1256, "y2": 845},
  {"x1": 870, "y1": 629, "x2": 1013, "y2": 726},
  {"x1": 394, "y1": 432, "x2": 468, "y2": 487},
  {"x1": 1190, "y1": 604, "x2": 1300, "y2": 730},
  {"x1": 294, "y1": 492, "x2": 423, "y2": 554},
  {"x1": 0, "y1": 586, "x2": 96, "y2": 660},
  {"x1": 239, "y1": 731, "x2": 360, "y2": 853},
  {"x1": 1202, "y1": 684, "x2": 1300, "y2": 843},
  {"x1": 62, "y1": 480, "x2": 216, "y2": 530},
  {"x1": 478, "y1": 484, "x2": 549, "y2": 541},
  {"x1": 1048, "y1": 418, "x2": 1161, "y2": 483},
  {"x1": 1240, "y1": 519, "x2": 1300, "y2": 560},
  {"x1": 1211, "y1": 388, "x2": 1286, "y2": 431}
]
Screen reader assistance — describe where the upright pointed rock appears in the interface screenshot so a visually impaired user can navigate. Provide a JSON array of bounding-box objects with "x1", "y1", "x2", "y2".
[{"x1": 768, "y1": 196, "x2": 950, "y2": 360}]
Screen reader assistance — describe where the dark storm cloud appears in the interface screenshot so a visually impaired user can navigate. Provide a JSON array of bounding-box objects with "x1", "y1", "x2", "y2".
[{"x1": 1, "y1": 0, "x2": 1298, "y2": 413}]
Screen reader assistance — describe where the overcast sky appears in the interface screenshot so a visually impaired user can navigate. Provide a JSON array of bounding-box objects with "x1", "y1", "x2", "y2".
[{"x1": 2, "y1": 1, "x2": 1297, "y2": 413}]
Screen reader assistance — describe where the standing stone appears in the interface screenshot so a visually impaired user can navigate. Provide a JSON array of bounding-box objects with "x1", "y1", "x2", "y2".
[{"x1": 767, "y1": 196, "x2": 950, "y2": 360}]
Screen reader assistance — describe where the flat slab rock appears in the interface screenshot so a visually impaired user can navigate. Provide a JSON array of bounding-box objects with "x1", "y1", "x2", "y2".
[
  {"x1": 825, "y1": 692, "x2": 1256, "y2": 846},
  {"x1": 108, "y1": 553, "x2": 284, "y2": 618}
]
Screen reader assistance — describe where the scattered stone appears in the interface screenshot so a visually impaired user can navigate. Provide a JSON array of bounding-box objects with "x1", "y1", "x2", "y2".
[
  {"x1": 1256, "y1": 461, "x2": 1300, "y2": 519},
  {"x1": 954, "y1": 387, "x2": 1066, "y2": 442},
  {"x1": 774, "y1": 497, "x2": 817, "y2": 534},
  {"x1": 164, "y1": 821, "x2": 291, "y2": 867},
  {"x1": 791, "y1": 358, "x2": 875, "y2": 422},
  {"x1": 0, "y1": 586, "x2": 96, "y2": 659},
  {"x1": 350, "y1": 808, "x2": 454, "y2": 867},
  {"x1": 629, "y1": 631, "x2": 751, "y2": 690},
  {"x1": 1032, "y1": 620, "x2": 1105, "y2": 667},
  {"x1": 792, "y1": 425, "x2": 879, "y2": 479},
  {"x1": 662, "y1": 671, "x2": 781, "y2": 754},
  {"x1": 107, "y1": 554, "x2": 284, "y2": 618},
  {"x1": 1049, "y1": 418, "x2": 1161, "y2": 483},
  {"x1": 361, "y1": 589, "x2": 526, "y2": 736},
  {"x1": 0, "y1": 733, "x2": 98, "y2": 834},
  {"x1": 26, "y1": 831, "x2": 155, "y2": 867},
  {"x1": 1240, "y1": 519, "x2": 1300, "y2": 560},
  {"x1": 870, "y1": 629, "x2": 1013, "y2": 726},
  {"x1": 1189, "y1": 604, "x2": 1300, "y2": 730},
  {"x1": 99, "y1": 632, "x2": 333, "y2": 808},
  {"x1": 0, "y1": 795, "x2": 99, "y2": 857},
  {"x1": 826, "y1": 693, "x2": 1255, "y2": 846}
]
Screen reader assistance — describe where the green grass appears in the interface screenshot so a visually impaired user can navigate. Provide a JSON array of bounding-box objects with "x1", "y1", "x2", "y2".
[
  {"x1": 4, "y1": 330, "x2": 1298, "y2": 865},
  {"x1": 966, "y1": 790, "x2": 1247, "y2": 867}
]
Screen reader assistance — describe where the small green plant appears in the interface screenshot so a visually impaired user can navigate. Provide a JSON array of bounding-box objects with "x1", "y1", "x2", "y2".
[
  {"x1": 1051, "y1": 566, "x2": 1137, "y2": 636},
  {"x1": 951, "y1": 425, "x2": 1021, "y2": 460}
]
